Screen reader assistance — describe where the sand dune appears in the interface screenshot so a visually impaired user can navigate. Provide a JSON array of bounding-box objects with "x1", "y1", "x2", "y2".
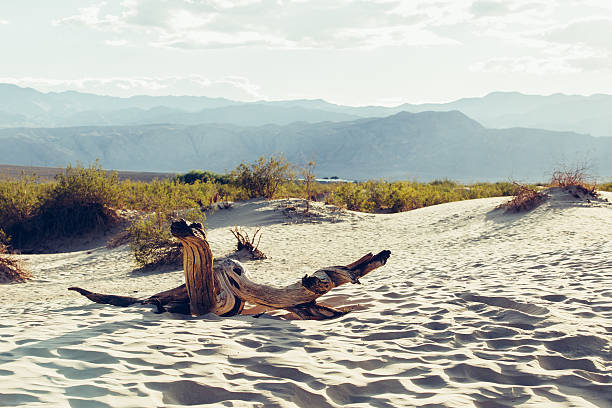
[{"x1": 1, "y1": 190, "x2": 611, "y2": 407}]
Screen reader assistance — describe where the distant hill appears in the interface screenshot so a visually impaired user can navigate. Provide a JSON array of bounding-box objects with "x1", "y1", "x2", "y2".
[
  {"x1": 0, "y1": 84, "x2": 358, "y2": 127},
  {"x1": 1, "y1": 111, "x2": 610, "y2": 181},
  {"x1": 2, "y1": 85, "x2": 612, "y2": 136}
]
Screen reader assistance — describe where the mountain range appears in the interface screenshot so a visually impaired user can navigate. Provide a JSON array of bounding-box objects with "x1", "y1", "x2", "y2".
[
  {"x1": 2, "y1": 110, "x2": 611, "y2": 181},
  {"x1": 2, "y1": 84, "x2": 612, "y2": 137}
]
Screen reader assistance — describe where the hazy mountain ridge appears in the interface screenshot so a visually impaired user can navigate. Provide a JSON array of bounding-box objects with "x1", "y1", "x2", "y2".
[
  {"x1": 2, "y1": 84, "x2": 612, "y2": 137},
  {"x1": 1, "y1": 110, "x2": 610, "y2": 181}
]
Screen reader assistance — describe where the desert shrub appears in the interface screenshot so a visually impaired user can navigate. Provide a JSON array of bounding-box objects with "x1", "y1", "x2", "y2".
[
  {"x1": 465, "y1": 182, "x2": 516, "y2": 199},
  {"x1": 35, "y1": 163, "x2": 120, "y2": 239},
  {"x1": 275, "y1": 179, "x2": 335, "y2": 202},
  {"x1": 600, "y1": 181, "x2": 612, "y2": 192},
  {"x1": 120, "y1": 179, "x2": 209, "y2": 268},
  {"x1": 217, "y1": 182, "x2": 249, "y2": 201},
  {"x1": 0, "y1": 229, "x2": 10, "y2": 251},
  {"x1": 329, "y1": 182, "x2": 375, "y2": 212},
  {"x1": 0, "y1": 163, "x2": 120, "y2": 249},
  {"x1": 0, "y1": 254, "x2": 31, "y2": 283},
  {"x1": 549, "y1": 164, "x2": 598, "y2": 192},
  {"x1": 429, "y1": 179, "x2": 458, "y2": 188},
  {"x1": 128, "y1": 213, "x2": 183, "y2": 268},
  {"x1": 0, "y1": 174, "x2": 49, "y2": 245},
  {"x1": 301, "y1": 161, "x2": 316, "y2": 212},
  {"x1": 328, "y1": 180, "x2": 516, "y2": 213},
  {"x1": 232, "y1": 155, "x2": 295, "y2": 199},
  {"x1": 496, "y1": 184, "x2": 548, "y2": 213},
  {"x1": 175, "y1": 170, "x2": 232, "y2": 185},
  {"x1": 118, "y1": 179, "x2": 216, "y2": 212}
]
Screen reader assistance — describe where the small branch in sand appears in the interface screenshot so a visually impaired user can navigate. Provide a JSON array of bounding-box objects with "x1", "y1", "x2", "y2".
[
  {"x1": 230, "y1": 226, "x2": 266, "y2": 260},
  {"x1": 69, "y1": 219, "x2": 391, "y2": 320}
]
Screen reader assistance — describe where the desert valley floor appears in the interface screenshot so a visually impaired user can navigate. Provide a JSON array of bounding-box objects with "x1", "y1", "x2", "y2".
[{"x1": 1, "y1": 190, "x2": 611, "y2": 407}]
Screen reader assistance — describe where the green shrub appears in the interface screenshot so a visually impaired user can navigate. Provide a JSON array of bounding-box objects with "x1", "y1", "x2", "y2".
[
  {"x1": 121, "y1": 179, "x2": 209, "y2": 268},
  {"x1": 329, "y1": 182, "x2": 374, "y2": 212},
  {"x1": 600, "y1": 181, "x2": 612, "y2": 192},
  {"x1": 232, "y1": 155, "x2": 295, "y2": 199},
  {"x1": 175, "y1": 170, "x2": 232, "y2": 185},
  {"x1": 0, "y1": 174, "x2": 48, "y2": 238},
  {"x1": 328, "y1": 180, "x2": 515, "y2": 213},
  {"x1": 128, "y1": 213, "x2": 183, "y2": 268},
  {"x1": 0, "y1": 163, "x2": 120, "y2": 249},
  {"x1": 35, "y1": 162, "x2": 120, "y2": 239},
  {"x1": 118, "y1": 179, "x2": 224, "y2": 212},
  {"x1": 0, "y1": 229, "x2": 10, "y2": 253}
]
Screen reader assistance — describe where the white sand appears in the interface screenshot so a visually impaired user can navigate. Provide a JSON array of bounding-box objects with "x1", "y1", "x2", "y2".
[{"x1": 1, "y1": 190, "x2": 611, "y2": 407}]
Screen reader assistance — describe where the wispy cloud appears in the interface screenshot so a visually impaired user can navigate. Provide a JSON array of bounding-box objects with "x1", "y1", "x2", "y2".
[
  {"x1": 470, "y1": 43, "x2": 611, "y2": 74},
  {"x1": 54, "y1": 0, "x2": 465, "y2": 49},
  {"x1": 44, "y1": 0, "x2": 612, "y2": 95},
  {"x1": 467, "y1": 3, "x2": 612, "y2": 74},
  {"x1": 539, "y1": 17, "x2": 612, "y2": 51},
  {"x1": 0, "y1": 75, "x2": 264, "y2": 100},
  {"x1": 54, "y1": 2, "x2": 122, "y2": 30},
  {"x1": 0, "y1": 19, "x2": 9, "y2": 25},
  {"x1": 471, "y1": 56, "x2": 580, "y2": 74}
]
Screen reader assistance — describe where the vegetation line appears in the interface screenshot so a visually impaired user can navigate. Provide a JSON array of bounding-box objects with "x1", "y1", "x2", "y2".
[{"x1": 1, "y1": 157, "x2": 610, "y2": 268}]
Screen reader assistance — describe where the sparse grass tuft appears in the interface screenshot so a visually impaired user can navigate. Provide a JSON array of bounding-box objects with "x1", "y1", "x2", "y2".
[{"x1": 496, "y1": 184, "x2": 548, "y2": 213}]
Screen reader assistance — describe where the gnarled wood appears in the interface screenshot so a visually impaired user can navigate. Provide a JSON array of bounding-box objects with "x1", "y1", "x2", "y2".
[
  {"x1": 174, "y1": 219, "x2": 390, "y2": 318},
  {"x1": 171, "y1": 221, "x2": 217, "y2": 315},
  {"x1": 68, "y1": 284, "x2": 189, "y2": 314},
  {"x1": 69, "y1": 219, "x2": 390, "y2": 320}
]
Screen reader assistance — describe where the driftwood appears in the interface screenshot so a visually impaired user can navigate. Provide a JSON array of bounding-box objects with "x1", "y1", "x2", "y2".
[{"x1": 69, "y1": 219, "x2": 390, "y2": 320}]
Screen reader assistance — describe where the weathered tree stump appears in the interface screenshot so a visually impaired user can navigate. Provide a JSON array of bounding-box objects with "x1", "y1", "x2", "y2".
[{"x1": 69, "y1": 219, "x2": 391, "y2": 320}]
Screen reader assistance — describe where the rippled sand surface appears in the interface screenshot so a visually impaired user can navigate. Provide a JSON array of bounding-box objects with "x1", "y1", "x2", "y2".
[{"x1": 1, "y1": 190, "x2": 611, "y2": 407}]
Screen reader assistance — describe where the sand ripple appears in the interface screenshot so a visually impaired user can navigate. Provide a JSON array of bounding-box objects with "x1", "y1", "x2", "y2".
[{"x1": 1, "y1": 194, "x2": 612, "y2": 407}]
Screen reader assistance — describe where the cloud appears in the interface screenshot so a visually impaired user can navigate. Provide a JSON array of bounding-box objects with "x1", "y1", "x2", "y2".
[
  {"x1": 0, "y1": 75, "x2": 264, "y2": 100},
  {"x1": 54, "y1": 0, "x2": 464, "y2": 49},
  {"x1": 54, "y1": 2, "x2": 122, "y2": 30},
  {"x1": 471, "y1": 0, "x2": 552, "y2": 18},
  {"x1": 471, "y1": 56, "x2": 580, "y2": 74},
  {"x1": 334, "y1": 25, "x2": 460, "y2": 48},
  {"x1": 471, "y1": 45, "x2": 611, "y2": 74},
  {"x1": 0, "y1": 20, "x2": 9, "y2": 25},
  {"x1": 466, "y1": 4, "x2": 612, "y2": 74},
  {"x1": 104, "y1": 39, "x2": 128, "y2": 46},
  {"x1": 471, "y1": 1, "x2": 509, "y2": 17},
  {"x1": 472, "y1": 17, "x2": 612, "y2": 73},
  {"x1": 540, "y1": 18, "x2": 612, "y2": 51}
]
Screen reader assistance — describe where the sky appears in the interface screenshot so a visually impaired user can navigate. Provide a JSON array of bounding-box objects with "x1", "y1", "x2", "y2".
[{"x1": 1, "y1": 0, "x2": 612, "y2": 106}]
